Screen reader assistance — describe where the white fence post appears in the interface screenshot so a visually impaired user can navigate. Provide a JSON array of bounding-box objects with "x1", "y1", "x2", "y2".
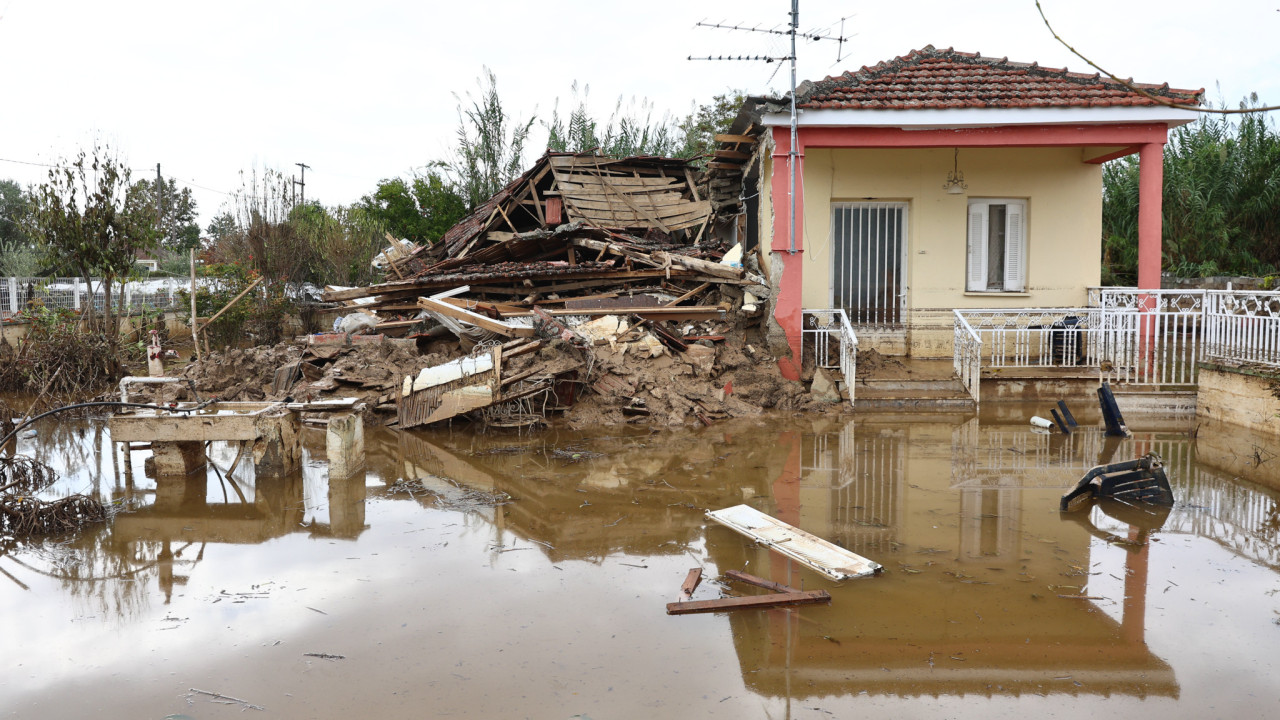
[{"x1": 7, "y1": 277, "x2": 16, "y2": 315}]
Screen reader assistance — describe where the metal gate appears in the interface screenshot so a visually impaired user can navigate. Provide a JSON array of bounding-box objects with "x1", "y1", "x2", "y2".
[{"x1": 830, "y1": 202, "x2": 907, "y2": 326}]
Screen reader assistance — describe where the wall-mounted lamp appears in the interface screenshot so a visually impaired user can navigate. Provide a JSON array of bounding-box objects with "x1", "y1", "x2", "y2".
[{"x1": 943, "y1": 148, "x2": 967, "y2": 195}]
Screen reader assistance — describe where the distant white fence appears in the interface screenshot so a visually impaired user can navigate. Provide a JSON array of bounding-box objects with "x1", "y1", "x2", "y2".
[{"x1": 1, "y1": 276, "x2": 192, "y2": 322}]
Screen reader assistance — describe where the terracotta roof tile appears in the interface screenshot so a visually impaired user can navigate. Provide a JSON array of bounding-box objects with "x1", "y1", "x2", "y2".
[{"x1": 796, "y1": 46, "x2": 1202, "y2": 110}]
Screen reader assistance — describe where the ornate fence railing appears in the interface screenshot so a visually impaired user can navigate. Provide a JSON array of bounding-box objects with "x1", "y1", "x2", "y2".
[
  {"x1": 802, "y1": 309, "x2": 858, "y2": 407},
  {"x1": 1202, "y1": 290, "x2": 1280, "y2": 369},
  {"x1": 952, "y1": 288, "x2": 1280, "y2": 395}
]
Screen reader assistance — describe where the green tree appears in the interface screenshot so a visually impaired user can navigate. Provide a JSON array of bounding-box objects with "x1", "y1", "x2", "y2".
[
  {"x1": 356, "y1": 169, "x2": 467, "y2": 243},
  {"x1": 0, "y1": 179, "x2": 41, "y2": 275},
  {"x1": 678, "y1": 91, "x2": 748, "y2": 163},
  {"x1": 544, "y1": 82, "x2": 684, "y2": 157},
  {"x1": 1102, "y1": 95, "x2": 1280, "y2": 282},
  {"x1": 124, "y1": 176, "x2": 201, "y2": 251},
  {"x1": 25, "y1": 144, "x2": 158, "y2": 347},
  {"x1": 292, "y1": 203, "x2": 386, "y2": 286},
  {"x1": 205, "y1": 211, "x2": 237, "y2": 245},
  {"x1": 450, "y1": 68, "x2": 536, "y2": 210}
]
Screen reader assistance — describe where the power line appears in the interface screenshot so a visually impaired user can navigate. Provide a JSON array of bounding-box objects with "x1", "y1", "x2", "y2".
[{"x1": 0, "y1": 157, "x2": 58, "y2": 169}]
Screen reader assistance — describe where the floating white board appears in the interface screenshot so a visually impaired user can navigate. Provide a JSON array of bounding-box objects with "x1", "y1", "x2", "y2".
[{"x1": 706, "y1": 504, "x2": 882, "y2": 581}]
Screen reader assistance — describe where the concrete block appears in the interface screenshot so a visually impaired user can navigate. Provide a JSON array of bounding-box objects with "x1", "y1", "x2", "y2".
[
  {"x1": 152, "y1": 441, "x2": 207, "y2": 477},
  {"x1": 325, "y1": 413, "x2": 365, "y2": 479},
  {"x1": 251, "y1": 411, "x2": 302, "y2": 476},
  {"x1": 810, "y1": 367, "x2": 843, "y2": 404}
]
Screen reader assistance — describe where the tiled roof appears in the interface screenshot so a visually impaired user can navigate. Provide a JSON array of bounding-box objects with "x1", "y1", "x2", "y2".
[{"x1": 796, "y1": 45, "x2": 1202, "y2": 110}]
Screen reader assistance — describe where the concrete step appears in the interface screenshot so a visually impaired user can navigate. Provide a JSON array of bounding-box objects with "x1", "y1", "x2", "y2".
[{"x1": 843, "y1": 376, "x2": 976, "y2": 412}]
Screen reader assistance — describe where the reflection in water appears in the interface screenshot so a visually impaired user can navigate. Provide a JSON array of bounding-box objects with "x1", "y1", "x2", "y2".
[
  {"x1": 3, "y1": 409, "x2": 1280, "y2": 716},
  {"x1": 712, "y1": 415, "x2": 1280, "y2": 704}
]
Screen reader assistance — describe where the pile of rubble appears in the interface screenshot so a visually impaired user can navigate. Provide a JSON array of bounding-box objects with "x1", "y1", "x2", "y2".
[{"x1": 156, "y1": 149, "x2": 839, "y2": 427}]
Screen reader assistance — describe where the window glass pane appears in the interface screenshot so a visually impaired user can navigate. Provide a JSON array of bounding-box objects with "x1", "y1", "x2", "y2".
[{"x1": 986, "y1": 204, "x2": 1006, "y2": 290}]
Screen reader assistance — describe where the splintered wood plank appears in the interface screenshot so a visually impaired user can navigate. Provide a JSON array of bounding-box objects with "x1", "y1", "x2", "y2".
[
  {"x1": 557, "y1": 174, "x2": 682, "y2": 188},
  {"x1": 666, "y1": 590, "x2": 830, "y2": 615},
  {"x1": 723, "y1": 569, "x2": 798, "y2": 594},
  {"x1": 714, "y1": 133, "x2": 758, "y2": 144},
  {"x1": 679, "y1": 568, "x2": 703, "y2": 601},
  {"x1": 558, "y1": 193, "x2": 692, "y2": 210},
  {"x1": 706, "y1": 162, "x2": 745, "y2": 172},
  {"x1": 706, "y1": 505, "x2": 882, "y2": 580},
  {"x1": 713, "y1": 149, "x2": 752, "y2": 161},
  {"x1": 418, "y1": 296, "x2": 536, "y2": 338}
]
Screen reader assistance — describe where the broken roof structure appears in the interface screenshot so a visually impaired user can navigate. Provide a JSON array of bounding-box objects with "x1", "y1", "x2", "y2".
[{"x1": 322, "y1": 150, "x2": 762, "y2": 321}]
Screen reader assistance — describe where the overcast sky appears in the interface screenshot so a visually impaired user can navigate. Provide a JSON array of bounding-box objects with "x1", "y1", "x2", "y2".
[{"x1": 1, "y1": 0, "x2": 1276, "y2": 229}]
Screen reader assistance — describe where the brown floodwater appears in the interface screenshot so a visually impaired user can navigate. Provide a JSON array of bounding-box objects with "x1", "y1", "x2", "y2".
[{"x1": 3, "y1": 403, "x2": 1280, "y2": 718}]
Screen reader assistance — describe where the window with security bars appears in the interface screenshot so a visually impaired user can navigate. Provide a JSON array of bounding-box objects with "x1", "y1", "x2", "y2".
[{"x1": 830, "y1": 202, "x2": 907, "y2": 326}]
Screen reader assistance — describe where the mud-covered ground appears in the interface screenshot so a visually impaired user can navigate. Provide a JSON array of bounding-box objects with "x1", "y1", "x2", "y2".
[{"x1": 126, "y1": 317, "x2": 836, "y2": 430}]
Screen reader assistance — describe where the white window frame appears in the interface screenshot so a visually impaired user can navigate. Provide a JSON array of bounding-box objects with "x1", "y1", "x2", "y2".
[{"x1": 966, "y1": 198, "x2": 1027, "y2": 292}]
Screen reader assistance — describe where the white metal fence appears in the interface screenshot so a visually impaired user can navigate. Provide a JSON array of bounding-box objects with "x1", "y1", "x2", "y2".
[
  {"x1": 953, "y1": 311, "x2": 982, "y2": 402},
  {"x1": 952, "y1": 288, "x2": 1280, "y2": 399},
  {"x1": 1, "y1": 276, "x2": 188, "y2": 321},
  {"x1": 801, "y1": 308, "x2": 858, "y2": 406},
  {"x1": 1202, "y1": 290, "x2": 1280, "y2": 367}
]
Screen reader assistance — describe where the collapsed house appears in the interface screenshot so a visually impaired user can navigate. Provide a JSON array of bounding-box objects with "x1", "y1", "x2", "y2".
[{"x1": 300, "y1": 149, "x2": 825, "y2": 429}]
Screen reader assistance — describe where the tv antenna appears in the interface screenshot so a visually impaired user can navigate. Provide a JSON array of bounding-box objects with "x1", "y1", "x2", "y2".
[{"x1": 689, "y1": 2, "x2": 852, "y2": 255}]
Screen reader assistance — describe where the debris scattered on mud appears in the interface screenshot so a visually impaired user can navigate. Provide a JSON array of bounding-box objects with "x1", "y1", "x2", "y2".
[{"x1": 387, "y1": 476, "x2": 512, "y2": 511}]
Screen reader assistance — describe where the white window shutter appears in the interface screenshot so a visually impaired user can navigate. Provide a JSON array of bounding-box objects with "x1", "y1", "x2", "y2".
[
  {"x1": 1004, "y1": 202, "x2": 1025, "y2": 291},
  {"x1": 966, "y1": 203, "x2": 986, "y2": 291}
]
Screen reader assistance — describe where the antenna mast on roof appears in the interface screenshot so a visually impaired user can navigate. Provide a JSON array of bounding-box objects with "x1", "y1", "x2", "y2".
[{"x1": 690, "y1": 2, "x2": 851, "y2": 255}]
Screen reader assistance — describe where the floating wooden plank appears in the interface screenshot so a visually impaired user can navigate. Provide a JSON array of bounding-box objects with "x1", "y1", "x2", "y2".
[
  {"x1": 706, "y1": 505, "x2": 882, "y2": 580},
  {"x1": 723, "y1": 569, "x2": 798, "y2": 594},
  {"x1": 679, "y1": 568, "x2": 703, "y2": 601},
  {"x1": 666, "y1": 590, "x2": 830, "y2": 615},
  {"x1": 714, "y1": 133, "x2": 758, "y2": 144}
]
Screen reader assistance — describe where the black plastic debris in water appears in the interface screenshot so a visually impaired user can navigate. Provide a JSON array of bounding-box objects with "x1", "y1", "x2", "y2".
[{"x1": 1060, "y1": 452, "x2": 1175, "y2": 512}]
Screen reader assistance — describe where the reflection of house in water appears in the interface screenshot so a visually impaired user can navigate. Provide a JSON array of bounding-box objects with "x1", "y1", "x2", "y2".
[
  {"x1": 373, "y1": 428, "x2": 790, "y2": 564},
  {"x1": 711, "y1": 416, "x2": 1181, "y2": 700}
]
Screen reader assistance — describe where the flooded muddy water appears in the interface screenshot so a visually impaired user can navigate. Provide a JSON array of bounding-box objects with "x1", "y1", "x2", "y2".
[{"x1": 3, "y1": 405, "x2": 1280, "y2": 718}]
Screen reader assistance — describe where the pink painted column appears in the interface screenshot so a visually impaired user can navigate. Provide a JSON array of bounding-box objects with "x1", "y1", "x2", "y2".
[
  {"x1": 1137, "y1": 142, "x2": 1164, "y2": 291},
  {"x1": 770, "y1": 126, "x2": 805, "y2": 380},
  {"x1": 1137, "y1": 142, "x2": 1165, "y2": 378}
]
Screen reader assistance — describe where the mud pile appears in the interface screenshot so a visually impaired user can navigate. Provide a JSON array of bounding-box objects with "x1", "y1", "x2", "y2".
[{"x1": 134, "y1": 315, "x2": 834, "y2": 428}]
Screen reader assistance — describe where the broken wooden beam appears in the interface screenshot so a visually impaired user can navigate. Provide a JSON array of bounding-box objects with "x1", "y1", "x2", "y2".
[
  {"x1": 679, "y1": 568, "x2": 703, "y2": 601},
  {"x1": 418, "y1": 293, "x2": 536, "y2": 338},
  {"x1": 723, "y1": 569, "x2": 798, "y2": 595},
  {"x1": 666, "y1": 590, "x2": 830, "y2": 615}
]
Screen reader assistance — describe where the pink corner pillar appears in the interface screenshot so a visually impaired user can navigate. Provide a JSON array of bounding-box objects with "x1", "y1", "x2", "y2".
[
  {"x1": 770, "y1": 126, "x2": 804, "y2": 381},
  {"x1": 1137, "y1": 142, "x2": 1164, "y2": 291}
]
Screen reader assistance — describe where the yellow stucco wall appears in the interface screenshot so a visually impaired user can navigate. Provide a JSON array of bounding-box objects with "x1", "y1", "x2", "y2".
[{"x1": 798, "y1": 147, "x2": 1103, "y2": 356}]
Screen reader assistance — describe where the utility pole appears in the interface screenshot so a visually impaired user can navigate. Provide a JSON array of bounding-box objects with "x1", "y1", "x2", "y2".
[
  {"x1": 294, "y1": 162, "x2": 310, "y2": 205},
  {"x1": 156, "y1": 163, "x2": 163, "y2": 223}
]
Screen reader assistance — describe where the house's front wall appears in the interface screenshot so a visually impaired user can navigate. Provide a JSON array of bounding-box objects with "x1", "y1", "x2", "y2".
[{"x1": 800, "y1": 146, "x2": 1102, "y2": 357}]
